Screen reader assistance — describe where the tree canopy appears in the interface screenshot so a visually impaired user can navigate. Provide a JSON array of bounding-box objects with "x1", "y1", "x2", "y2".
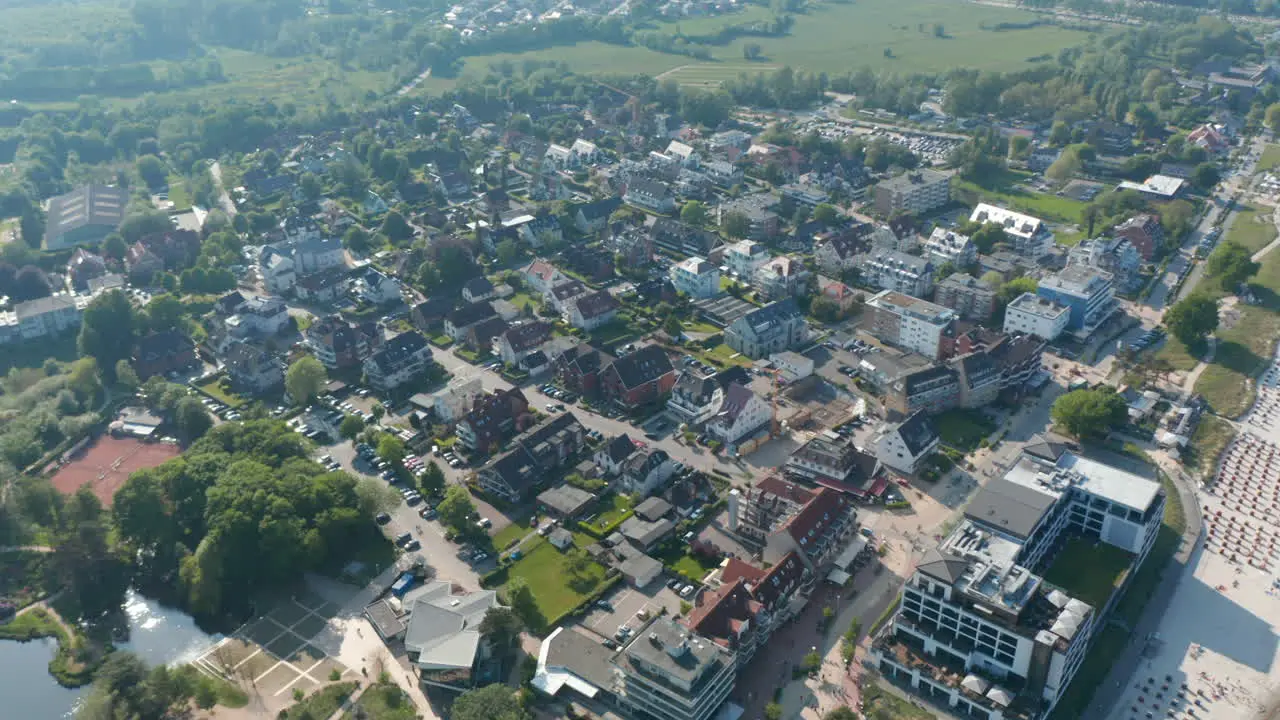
[
  {"x1": 450, "y1": 684, "x2": 528, "y2": 720},
  {"x1": 1207, "y1": 241, "x2": 1260, "y2": 291},
  {"x1": 1164, "y1": 294, "x2": 1218, "y2": 349},
  {"x1": 285, "y1": 357, "x2": 327, "y2": 405},
  {"x1": 1051, "y1": 387, "x2": 1128, "y2": 439},
  {"x1": 79, "y1": 290, "x2": 137, "y2": 382}
]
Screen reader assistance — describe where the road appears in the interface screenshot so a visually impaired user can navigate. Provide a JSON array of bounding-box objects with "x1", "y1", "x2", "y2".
[
  {"x1": 395, "y1": 67, "x2": 432, "y2": 97},
  {"x1": 208, "y1": 161, "x2": 238, "y2": 217}
]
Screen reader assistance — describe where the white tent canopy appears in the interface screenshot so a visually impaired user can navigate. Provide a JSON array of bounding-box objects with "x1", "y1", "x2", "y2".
[
  {"x1": 961, "y1": 674, "x2": 990, "y2": 695},
  {"x1": 987, "y1": 686, "x2": 1013, "y2": 707}
]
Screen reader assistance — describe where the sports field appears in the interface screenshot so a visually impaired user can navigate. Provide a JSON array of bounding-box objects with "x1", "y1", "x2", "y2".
[
  {"x1": 50, "y1": 436, "x2": 181, "y2": 506},
  {"x1": 436, "y1": 0, "x2": 1099, "y2": 89}
]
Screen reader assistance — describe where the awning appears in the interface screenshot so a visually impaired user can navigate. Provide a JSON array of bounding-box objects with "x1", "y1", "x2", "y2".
[
  {"x1": 868, "y1": 476, "x2": 889, "y2": 497},
  {"x1": 961, "y1": 674, "x2": 990, "y2": 695},
  {"x1": 987, "y1": 686, "x2": 1013, "y2": 707},
  {"x1": 826, "y1": 568, "x2": 852, "y2": 586}
]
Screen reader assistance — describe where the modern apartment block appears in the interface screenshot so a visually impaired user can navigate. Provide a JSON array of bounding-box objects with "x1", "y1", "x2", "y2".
[
  {"x1": 1035, "y1": 266, "x2": 1116, "y2": 339},
  {"x1": 935, "y1": 273, "x2": 997, "y2": 322},
  {"x1": 869, "y1": 442, "x2": 1165, "y2": 720},
  {"x1": 969, "y1": 204, "x2": 1052, "y2": 258},
  {"x1": 612, "y1": 618, "x2": 737, "y2": 720},
  {"x1": 874, "y1": 169, "x2": 952, "y2": 216},
  {"x1": 866, "y1": 290, "x2": 957, "y2": 361},
  {"x1": 1003, "y1": 293, "x2": 1070, "y2": 342}
]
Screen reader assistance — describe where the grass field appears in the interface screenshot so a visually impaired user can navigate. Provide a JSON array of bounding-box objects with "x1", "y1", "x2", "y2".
[
  {"x1": 428, "y1": 0, "x2": 1100, "y2": 91},
  {"x1": 346, "y1": 682, "x2": 415, "y2": 720},
  {"x1": 1222, "y1": 204, "x2": 1277, "y2": 254},
  {"x1": 1186, "y1": 415, "x2": 1236, "y2": 476},
  {"x1": 1258, "y1": 144, "x2": 1280, "y2": 173},
  {"x1": 955, "y1": 169, "x2": 1091, "y2": 226},
  {"x1": 502, "y1": 537, "x2": 607, "y2": 621},
  {"x1": 491, "y1": 521, "x2": 532, "y2": 551},
  {"x1": 165, "y1": 174, "x2": 192, "y2": 212},
  {"x1": 1042, "y1": 537, "x2": 1133, "y2": 610},
  {"x1": 933, "y1": 408, "x2": 996, "y2": 452},
  {"x1": 1194, "y1": 305, "x2": 1280, "y2": 418},
  {"x1": 1155, "y1": 335, "x2": 1201, "y2": 373}
]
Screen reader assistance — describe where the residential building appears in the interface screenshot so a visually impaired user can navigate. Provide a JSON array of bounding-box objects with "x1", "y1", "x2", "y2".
[
  {"x1": 725, "y1": 299, "x2": 808, "y2": 359},
  {"x1": 1004, "y1": 293, "x2": 1070, "y2": 341},
  {"x1": 875, "y1": 411, "x2": 939, "y2": 475},
  {"x1": 814, "y1": 233, "x2": 865, "y2": 275},
  {"x1": 612, "y1": 227, "x2": 654, "y2": 267},
  {"x1": 227, "y1": 296, "x2": 289, "y2": 338},
  {"x1": 1068, "y1": 238, "x2": 1142, "y2": 294},
  {"x1": 717, "y1": 194, "x2": 780, "y2": 241},
  {"x1": 869, "y1": 448, "x2": 1165, "y2": 720},
  {"x1": 620, "y1": 448, "x2": 678, "y2": 497},
  {"x1": 969, "y1": 204, "x2": 1052, "y2": 257},
  {"x1": 705, "y1": 383, "x2": 770, "y2": 447},
  {"x1": 1112, "y1": 214, "x2": 1164, "y2": 261},
  {"x1": 402, "y1": 581, "x2": 504, "y2": 690},
  {"x1": 935, "y1": 273, "x2": 997, "y2": 321},
  {"x1": 670, "y1": 257, "x2": 721, "y2": 299},
  {"x1": 651, "y1": 218, "x2": 721, "y2": 257},
  {"x1": 546, "y1": 279, "x2": 590, "y2": 313},
  {"x1": 1036, "y1": 266, "x2": 1116, "y2": 338},
  {"x1": 665, "y1": 140, "x2": 700, "y2": 167},
  {"x1": 752, "y1": 255, "x2": 811, "y2": 302},
  {"x1": 444, "y1": 302, "x2": 498, "y2": 342},
  {"x1": 884, "y1": 364, "x2": 961, "y2": 417},
  {"x1": 770, "y1": 351, "x2": 814, "y2": 383},
  {"x1": 953, "y1": 350, "x2": 1002, "y2": 409},
  {"x1": 611, "y1": 618, "x2": 736, "y2": 720},
  {"x1": 495, "y1": 321, "x2": 552, "y2": 366},
  {"x1": 262, "y1": 253, "x2": 296, "y2": 294},
  {"x1": 922, "y1": 227, "x2": 977, "y2": 267},
  {"x1": 566, "y1": 290, "x2": 620, "y2": 331},
  {"x1": 44, "y1": 185, "x2": 126, "y2": 250},
  {"x1": 476, "y1": 412, "x2": 586, "y2": 502},
  {"x1": 67, "y1": 249, "x2": 108, "y2": 292},
  {"x1": 601, "y1": 345, "x2": 677, "y2": 409},
  {"x1": 955, "y1": 329, "x2": 1047, "y2": 391},
  {"x1": 575, "y1": 197, "x2": 623, "y2": 234},
  {"x1": 304, "y1": 315, "x2": 379, "y2": 370},
  {"x1": 785, "y1": 436, "x2": 880, "y2": 492},
  {"x1": 350, "y1": 268, "x2": 402, "y2": 305},
  {"x1": 624, "y1": 179, "x2": 677, "y2": 213},
  {"x1": 292, "y1": 236, "x2": 346, "y2": 275},
  {"x1": 223, "y1": 340, "x2": 283, "y2": 394},
  {"x1": 126, "y1": 242, "x2": 164, "y2": 283},
  {"x1": 780, "y1": 182, "x2": 828, "y2": 208},
  {"x1": 1188, "y1": 123, "x2": 1230, "y2": 154},
  {"x1": 595, "y1": 434, "x2": 638, "y2": 476},
  {"x1": 555, "y1": 343, "x2": 614, "y2": 399},
  {"x1": 866, "y1": 290, "x2": 956, "y2": 361},
  {"x1": 708, "y1": 129, "x2": 753, "y2": 153},
  {"x1": 702, "y1": 159, "x2": 743, "y2": 188},
  {"x1": 857, "y1": 250, "x2": 935, "y2": 297},
  {"x1": 521, "y1": 260, "x2": 565, "y2": 295},
  {"x1": 684, "y1": 552, "x2": 811, "y2": 670},
  {"x1": 731, "y1": 475, "x2": 859, "y2": 569},
  {"x1": 874, "y1": 169, "x2": 951, "y2": 216},
  {"x1": 723, "y1": 240, "x2": 770, "y2": 279},
  {"x1": 456, "y1": 388, "x2": 530, "y2": 455},
  {"x1": 363, "y1": 331, "x2": 433, "y2": 392},
  {"x1": 462, "y1": 277, "x2": 495, "y2": 304},
  {"x1": 430, "y1": 375, "x2": 484, "y2": 424},
  {"x1": 667, "y1": 371, "x2": 725, "y2": 426},
  {"x1": 132, "y1": 330, "x2": 196, "y2": 379},
  {"x1": 519, "y1": 214, "x2": 565, "y2": 249},
  {"x1": 815, "y1": 276, "x2": 860, "y2": 313}
]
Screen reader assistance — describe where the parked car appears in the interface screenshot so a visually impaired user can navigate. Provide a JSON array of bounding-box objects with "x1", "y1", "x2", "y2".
[{"x1": 375, "y1": 512, "x2": 391, "y2": 525}]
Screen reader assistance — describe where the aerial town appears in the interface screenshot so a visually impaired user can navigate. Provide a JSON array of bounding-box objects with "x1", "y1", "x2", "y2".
[{"x1": 2, "y1": 2, "x2": 1280, "y2": 720}]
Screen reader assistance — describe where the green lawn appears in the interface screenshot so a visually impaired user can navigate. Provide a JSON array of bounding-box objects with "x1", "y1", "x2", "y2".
[
  {"x1": 1155, "y1": 335, "x2": 1201, "y2": 373},
  {"x1": 589, "y1": 493, "x2": 635, "y2": 531},
  {"x1": 1186, "y1": 415, "x2": 1236, "y2": 476},
  {"x1": 702, "y1": 342, "x2": 753, "y2": 368},
  {"x1": 668, "y1": 553, "x2": 719, "y2": 581},
  {"x1": 1221, "y1": 204, "x2": 1277, "y2": 254},
  {"x1": 194, "y1": 376, "x2": 247, "y2": 408},
  {"x1": 862, "y1": 680, "x2": 936, "y2": 720},
  {"x1": 345, "y1": 682, "x2": 415, "y2": 720},
  {"x1": 1194, "y1": 306, "x2": 1280, "y2": 418},
  {"x1": 933, "y1": 408, "x2": 996, "y2": 453},
  {"x1": 1042, "y1": 537, "x2": 1133, "y2": 610},
  {"x1": 165, "y1": 174, "x2": 192, "y2": 211},
  {"x1": 502, "y1": 537, "x2": 607, "y2": 621},
  {"x1": 1048, "y1": 626, "x2": 1130, "y2": 720},
  {"x1": 492, "y1": 521, "x2": 532, "y2": 552},
  {"x1": 282, "y1": 682, "x2": 357, "y2": 720},
  {"x1": 1258, "y1": 144, "x2": 1280, "y2": 173},
  {"x1": 955, "y1": 169, "x2": 1092, "y2": 225}
]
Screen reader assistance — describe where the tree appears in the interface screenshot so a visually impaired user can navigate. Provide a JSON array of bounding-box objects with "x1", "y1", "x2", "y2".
[
  {"x1": 1191, "y1": 162, "x2": 1221, "y2": 190},
  {"x1": 343, "y1": 225, "x2": 372, "y2": 254},
  {"x1": 1207, "y1": 241, "x2": 1260, "y2": 291},
  {"x1": 285, "y1": 357, "x2": 326, "y2": 405},
  {"x1": 743, "y1": 43, "x2": 763, "y2": 61},
  {"x1": 419, "y1": 460, "x2": 446, "y2": 496},
  {"x1": 67, "y1": 357, "x2": 102, "y2": 402},
  {"x1": 119, "y1": 209, "x2": 177, "y2": 243},
  {"x1": 339, "y1": 414, "x2": 364, "y2": 440},
  {"x1": 437, "y1": 485, "x2": 477, "y2": 533},
  {"x1": 663, "y1": 314, "x2": 684, "y2": 337},
  {"x1": 380, "y1": 210, "x2": 413, "y2": 243},
  {"x1": 479, "y1": 606, "x2": 524, "y2": 652},
  {"x1": 1165, "y1": 294, "x2": 1219, "y2": 349},
  {"x1": 174, "y1": 396, "x2": 213, "y2": 442},
  {"x1": 998, "y1": 276, "x2": 1038, "y2": 304},
  {"x1": 1008, "y1": 135, "x2": 1031, "y2": 160},
  {"x1": 115, "y1": 359, "x2": 141, "y2": 391},
  {"x1": 1045, "y1": 147, "x2": 1082, "y2": 182},
  {"x1": 496, "y1": 238, "x2": 520, "y2": 267},
  {"x1": 1160, "y1": 200, "x2": 1195, "y2": 241},
  {"x1": 299, "y1": 172, "x2": 322, "y2": 201},
  {"x1": 812, "y1": 203, "x2": 839, "y2": 226},
  {"x1": 970, "y1": 223, "x2": 1006, "y2": 254},
  {"x1": 1048, "y1": 120, "x2": 1071, "y2": 146},
  {"x1": 377, "y1": 434, "x2": 406, "y2": 465},
  {"x1": 825, "y1": 708, "x2": 859, "y2": 720},
  {"x1": 681, "y1": 200, "x2": 709, "y2": 226},
  {"x1": 371, "y1": 403, "x2": 385, "y2": 422},
  {"x1": 1266, "y1": 103, "x2": 1280, "y2": 134},
  {"x1": 450, "y1": 684, "x2": 528, "y2": 720},
  {"x1": 136, "y1": 154, "x2": 168, "y2": 190},
  {"x1": 722, "y1": 211, "x2": 750, "y2": 239},
  {"x1": 765, "y1": 703, "x2": 784, "y2": 720},
  {"x1": 143, "y1": 293, "x2": 185, "y2": 333},
  {"x1": 1051, "y1": 387, "x2": 1128, "y2": 439},
  {"x1": 504, "y1": 576, "x2": 544, "y2": 632},
  {"x1": 79, "y1": 290, "x2": 137, "y2": 381},
  {"x1": 11, "y1": 265, "x2": 51, "y2": 301}
]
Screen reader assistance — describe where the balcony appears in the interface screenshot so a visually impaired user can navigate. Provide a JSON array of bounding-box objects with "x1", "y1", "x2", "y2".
[{"x1": 873, "y1": 632, "x2": 1041, "y2": 720}]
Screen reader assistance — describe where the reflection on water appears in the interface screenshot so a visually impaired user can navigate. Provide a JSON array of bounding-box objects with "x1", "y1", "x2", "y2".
[{"x1": 0, "y1": 589, "x2": 220, "y2": 719}]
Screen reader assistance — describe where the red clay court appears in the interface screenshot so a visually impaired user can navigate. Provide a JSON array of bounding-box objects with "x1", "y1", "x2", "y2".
[{"x1": 50, "y1": 436, "x2": 181, "y2": 506}]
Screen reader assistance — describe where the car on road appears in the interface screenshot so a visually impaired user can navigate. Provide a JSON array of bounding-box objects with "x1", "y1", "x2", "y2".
[
  {"x1": 644, "y1": 432, "x2": 659, "y2": 441},
  {"x1": 403, "y1": 538, "x2": 421, "y2": 551},
  {"x1": 395, "y1": 532, "x2": 412, "y2": 546},
  {"x1": 375, "y1": 512, "x2": 391, "y2": 525},
  {"x1": 419, "y1": 507, "x2": 437, "y2": 520}
]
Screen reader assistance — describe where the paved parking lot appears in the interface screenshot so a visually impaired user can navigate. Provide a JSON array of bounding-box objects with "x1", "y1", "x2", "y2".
[{"x1": 579, "y1": 582, "x2": 687, "y2": 640}]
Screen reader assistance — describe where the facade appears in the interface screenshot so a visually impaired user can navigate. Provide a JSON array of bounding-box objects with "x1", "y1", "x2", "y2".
[
  {"x1": 224, "y1": 341, "x2": 284, "y2": 394},
  {"x1": 612, "y1": 618, "x2": 736, "y2": 720},
  {"x1": 0, "y1": 295, "x2": 86, "y2": 343},
  {"x1": 752, "y1": 256, "x2": 811, "y2": 302},
  {"x1": 566, "y1": 290, "x2": 620, "y2": 331},
  {"x1": 651, "y1": 218, "x2": 721, "y2": 257},
  {"x1": 1036, "y1": 266, "x2": 1116, "y2": 338},
  {"x1": 430, "y1": 375, "x2": 484, "y2": 424},
  {"x1": 1112, "y1": 214, "x2": 1164, "y2": 261},
  {"x1": 857, "y1": 250, "x2": 935, "y2": 297},
  {"x1": 785, "y1": 436, "x2": 880, "y2": 491},
  {"x1": 456, "y1": 388, "x2": 529, "y2": 455},
  {"x1": 304, "y1": 315, "x2": 378, "y2": 370},
  {"x1": 292, "y1": 236, "x2": 346, "y2": 275},
  {"x1": 444, "y1": 302, "x2": 498, "y2": 342},
  {"x1": 876, "y1": 411, "x2": 940, "y2": 475},
  {"x1": 624, "y1": 179, "x2": 677, "y2": 213},
  {"x1": 725, "y1": 299, "x2": 808, "y2": 360},
  {"x1": 363, "y1": 331, "x2": 433, "y2": 392},
  {"x1": 601, "y1": 345, "x2": 677, "y2": 409},
  {"x1": 521, "y1": 260, "x2": 565, "y2": 295},
  {"x1": 667, "y1": 371, "x2": 724, "y2": 426},
  {"x1": 620, "y1": 448, "x2": 678, "y2": 497},
  {"x1": 874, "y1": 169, "x2": 951, "y2": 216},
  {"x1": 770, "y1": 350, "x2": 814, "y2": 383},
  {"x1": 476, "y1": 412, "x2": 586, "y2": 502},
  {"x1": 717, "y1": 194, "x2": 780, "y2": 241},
  {"x1": 1068, "y1": 238, "x2": 1142, "y2": 294},
  {"x1": 723, "y1": 240, "x2": 770, "y2": 279},
  {"x1": 935, "y1": 273, "x2": 998, "y2": 322},
  {"x1": 685, "y1": 552, "x2": 812, "y2": 670},
  {"x1": 132, "y1": 330, "x2": 196, "y2": 379},
  {"x1": 870, "y1": 448, "x2": 1165, "y2": 720},
  {"x1": 67, "y1": 249, "x2": 108, "y2": 291},
  {"x1": 1003, "y1": 293, "x2": 1070, "y2": 341},
  {"x1": 705, "y1": 383, "x2": 770, "y2": 447},
  {"x1": 670, "y1": 257, "x2": 722, "y2": 299},
  {"x1": 923, "y1": 227, "x2": 977, "y2": 267},
  {"x1": 227, "y1": 296, "x2": 289, "y2": 338},
  {"x1": 969, "y1": 204, "x2": 1052, "y2": 257},
  {"x1": 555, "y1": 344, "x2": 614, "y2": 399},
  {"x1": 495, "y1": 321, "x2": 553, "y2": 366},
  {"x1": 885, "y1": 365, "x2": 961, "y2": 417},
  {"x1": 44, "y1": 185, "x2": 126, "y2": 250},
  {"x1": 866, "y1": 290, "x2": 956, "y2": 361}
]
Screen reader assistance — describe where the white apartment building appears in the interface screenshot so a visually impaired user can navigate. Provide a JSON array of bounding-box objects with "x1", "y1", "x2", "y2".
[
  {"x1": 969, "y1": 204, "x2": 1052, "y2": 258},
  {"x1": 869, "y1": 445, "x2": 1165, "y2": 720},
  {"x1": 874, "y1": 169, "x2": 951, "y2": 216},
  {"x1": 866, "y1": 290, "x2": 957, "y2": 361},
  {"x1": 923, "y1": 227, "x2": 977, "y2": 267},
  {"x1": 670, "y1": 256, "x2": 721, "y2": 299},
  {"x1": 612, "y1": 618, "x2": 736, "y2": 720},
  {"x1": 431, "y1": 375, "x2": 484, "y2": 424},
  {"x1": 1003, "y1": 293, "x2": 1070, "y2": 341},
  {"x1": 723, "y1": 240, "x2": 770, "y2": 279}
]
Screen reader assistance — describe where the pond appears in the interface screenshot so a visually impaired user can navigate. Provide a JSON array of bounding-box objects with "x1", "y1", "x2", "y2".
[{"x1": 0, "y1": 590, "x2": 221, "y2": 719}]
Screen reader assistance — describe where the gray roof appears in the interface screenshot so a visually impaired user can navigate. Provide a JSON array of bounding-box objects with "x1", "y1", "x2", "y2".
[
  {"x1": 404, "y1": 581, "x2": 501, "y2": 671},
  {"x1": 634, "y1": 496, "x2": 673, "y2": 521},
  {"x1": 620, "y1": 516, "x2": 675, "y2": 548},
  {"x1": 963, "y1": 477, "x2": 1056, "y2": 539},
  {"x1": 602, "y1": 434, "x2": 637, "y2": 464},
  {"x1": 543, "y1": 626, "x2": 618, "y2": 691},
  {"x1": 916, "y1": 548, "x2": 970, "y2": 585},
  {"x1": 894, "y1": 411, "x2": 938, "y2": 457},
  {"x1": 615, "y1": 617, "x2": 730, "y2": 687},
  {"x1": 537, "y1": 485, "x2": 596, "y2": 517},
  {"x1": 619, "y1": 552, "x2": 663, "y2": 582},
  {"x1": 45, "y1": 185, "x2": 126, "y2": 244}
]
